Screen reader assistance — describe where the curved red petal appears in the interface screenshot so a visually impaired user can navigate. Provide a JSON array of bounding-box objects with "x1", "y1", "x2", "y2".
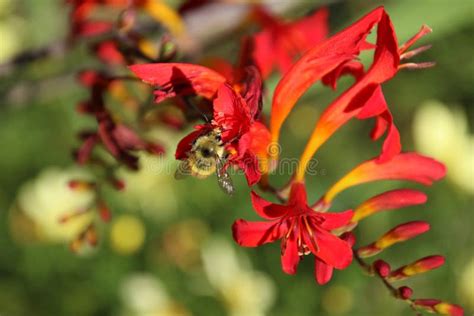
[
  {"x1": 319, "y1": 209, "x2": 354, "y2": 230},
  {"x1": 232, "y1": 219, "x2": 284, "y2": 247},
  {"x1": 175, "y1": 129, "x2": 208, "y2": 160},
  {"x1": 281, "y1": 234, "x2": 300, "y2": 275},
  {"x1": 315, "y1": 258, "x2": 334, "y2": 285},
  {"x1": 305, "y1": 227, "x2": 353, "y2": 269},
  {"x1": 129, "y1": 63, "x2": 227, "y2": 103},
  {"x1": 324, "y1": 152, "x2": 446, "y2": 203},
  {"x1": 250, "y1": 191, "x2": 290, "y2": 219},
  {"x1": 271, "y1": 7, "x2": 385, "y2": 143},
  {"x1": 213, "y1": 84, "x2": 251, "y2": 142}
]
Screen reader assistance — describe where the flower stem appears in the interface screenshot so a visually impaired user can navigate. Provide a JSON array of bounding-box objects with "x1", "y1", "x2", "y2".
[{"x1": 353, "y1": 251, "x2": 422, "y2": 316}]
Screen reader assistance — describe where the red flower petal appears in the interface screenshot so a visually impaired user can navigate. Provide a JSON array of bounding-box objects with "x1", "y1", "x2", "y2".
[
  {"x1": 237, "y1": 151, "x2": 261, "y2": 186},
  {"x1": 253, "y1": 29, "x2": 276, "y2": 78},
  {"x1": 322, "y1": 61, "x2": 365, "y2": 90},
  {"x1": 281, "y1": 234, "x2": 300, "y2": 275},
  {"x1": 250, "y1": 191, "x2": 290, "y2": 219},
  {"x1": 252, "y1": 7, "x2": 328, "y2": 78},
  {"x1": 271, "y1": 7, "x2": 385, "y2": 144},
  {"x1": 213, "y1": 84, "x2": 251, "y2": 142},
  {"x1": 315, "y1": 258, "x2": 334, "y2": 285},
  {"x1": 232, "y1": 219, "x2": 285, "y2": 247},
  {"x1": 175, "y1": 127, "x2": 209, "y2": 160},
  {"x1": 306, "y1": 227, "x2": 353, "y2": 269},
  {"x1": 319, "y1": 209, "x2": 354, "y2": 230},
  {"x1": 324, "y1": 152, "x2": 446, "y2": 203},
  {"x1": 240, "y1": 66, "x2": 263, "y2": 119},
  {"x1": 129, "y1": 63, "x2": 227, "y2": 103},
  {"x1": 353, "y1": 189, "x2": 427, "y2": 222}
]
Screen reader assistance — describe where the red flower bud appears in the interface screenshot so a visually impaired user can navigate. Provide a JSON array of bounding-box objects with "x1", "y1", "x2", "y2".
[
  {"x1": 397, "y1": 286, "x2": 413, "y2": 299},
  {"x1": 373, "y1": 259, "x2": 391, "y2": 277},
  {"x1": 340, "y1": 232, "x2": 356, "y2": 247},
  {"x1": 413, "y1": 299, "x2": 464, "y2": 316},
  {"x1": 358, "y1": 221, "x2": 430, "y2": 257},
  {"x1": 389, "y1": 255, "x2": 445, "y2": 281}
]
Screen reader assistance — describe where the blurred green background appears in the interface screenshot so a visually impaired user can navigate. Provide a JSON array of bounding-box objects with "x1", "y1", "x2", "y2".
[{"x1": 0, "y1": 0, "x2": 472, "y2": 315}]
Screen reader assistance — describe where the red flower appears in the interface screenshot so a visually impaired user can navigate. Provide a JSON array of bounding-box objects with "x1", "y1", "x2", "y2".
[
  {"x1": 251, "y1": 6, "x2": 329, "y2": 78},
  {"x1": 233, "y1": 182, "x2": 354, "y2": 284},
  {"x1": 130, "y1": 63, "x2": 270, "y2": 185},
  {"x1": 268, "y1": 6, "x2": 434, "y2": 180}
]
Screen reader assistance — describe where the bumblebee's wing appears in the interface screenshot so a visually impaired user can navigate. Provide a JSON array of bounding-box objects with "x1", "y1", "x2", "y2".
[
  {"x1": 216, "y1": 157, "x2": 234, "y2": 195},
  {"x1": 174, "y1": 161, "x2": 191, "y2": 180}
]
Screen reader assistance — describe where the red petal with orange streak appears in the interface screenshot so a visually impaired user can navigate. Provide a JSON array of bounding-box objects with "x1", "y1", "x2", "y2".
[
  {"x1": 270, "y1": 7, "x2": 385, "y2": 142},
  {"x1": 324, "y1": 153, "x2": 446, "y2": 203}
]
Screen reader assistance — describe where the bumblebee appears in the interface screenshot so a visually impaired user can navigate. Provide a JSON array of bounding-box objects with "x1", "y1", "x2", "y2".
[{"x1": 175, "y1": 129, "x2": 235, "y2": 195}]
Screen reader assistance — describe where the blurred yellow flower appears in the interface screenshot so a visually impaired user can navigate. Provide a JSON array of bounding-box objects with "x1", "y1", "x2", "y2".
[
  {"x1": 110, "y1": 215, "x2": 146, "y2": 255},
  {"x1": 201, "y1": 238, "x2": 276, "y2": 316},
  {"x1": 322, "y1": 285, "x2": 354, "y2": 315},
  {"x1": 0, "y1": 17, "x2": 24, "y2": 64},
  {"x1": 413, "y1": 100, "x2": 474, "y2": 193},
  {"x1": 119, "y1": 273, "x2": 190, "y2": 316},
  {"x1": 10, "y1": 167, "x2": 95, "y2": 244},
  {"x1": 161, "y1": 219, "x2": 209, "y2": 270}
]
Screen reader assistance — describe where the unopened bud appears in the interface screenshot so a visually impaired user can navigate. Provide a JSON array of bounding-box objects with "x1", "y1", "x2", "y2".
[
  {"x1": 389, "y1": 255, "x2": 445, "y2": 281},
  {"x1": 413, "y1": 299, "x2": 464, "y2": 316},
  {"x1": 373, "y1": 260, "x2": 391, "y2": 277},
  {"x1": 397, "y1": 286, "x2": 413, "y2": 299}
]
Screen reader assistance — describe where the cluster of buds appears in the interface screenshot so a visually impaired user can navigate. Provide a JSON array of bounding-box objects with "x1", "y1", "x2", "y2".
[{"x1": 59, "y1": 1, "x2": 464, "y2": 314}]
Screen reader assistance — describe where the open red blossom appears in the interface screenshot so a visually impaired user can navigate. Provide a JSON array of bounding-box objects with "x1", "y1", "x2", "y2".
[
  {"x1": 268, "y1": 6, "x2": 434, "y2": 179},
  {"x1": 251, "y1": 6, "x2": 328, "y2": 78},
  {"x1": 233, "y1": 182, "x2": 353, "y2": 284},
  {"x1": 130, "y1": 63, "x2": 270, "y2": 185}
]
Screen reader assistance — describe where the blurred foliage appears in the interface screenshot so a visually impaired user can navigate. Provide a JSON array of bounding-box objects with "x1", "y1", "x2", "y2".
[{"x1": 0, "y1": 0, "x2": 473, "y2": 315}]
